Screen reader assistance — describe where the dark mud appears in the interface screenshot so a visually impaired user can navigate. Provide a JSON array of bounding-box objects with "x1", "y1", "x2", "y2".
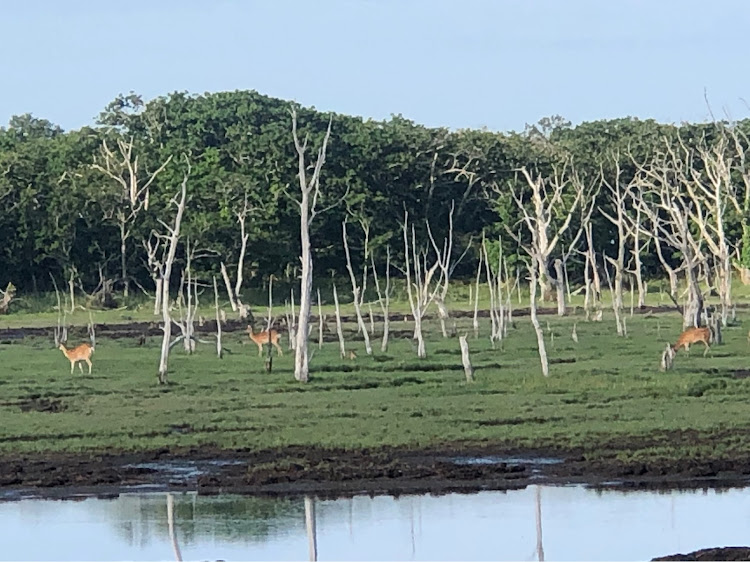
[
  {"x1": 653, "y1": 547, "x2": 750, "y2": 561},
  {"x1": 3, "y1": 437, "x2": 750, "y2": 500}
]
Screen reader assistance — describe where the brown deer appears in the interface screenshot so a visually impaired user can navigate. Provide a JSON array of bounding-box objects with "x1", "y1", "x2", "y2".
[
  {"x1": 246, "y1": 325, "x2": 283, "y2": 357},
  {"x1": 672, "y1": 326, "x2": 711, "y2": 357},
  {"x1": 59, "y1": 342, "x2": 94, "y2": 374}
]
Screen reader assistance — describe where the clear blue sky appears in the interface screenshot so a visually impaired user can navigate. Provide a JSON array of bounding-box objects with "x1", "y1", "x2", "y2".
[{"x1": 3, "y1": 0, "x2": 750, "y2": 133}]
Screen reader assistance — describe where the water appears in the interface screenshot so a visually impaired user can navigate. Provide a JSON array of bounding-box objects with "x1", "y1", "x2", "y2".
[{"x1": 1, "y1": 485, "x2": 750, "y2": 561}]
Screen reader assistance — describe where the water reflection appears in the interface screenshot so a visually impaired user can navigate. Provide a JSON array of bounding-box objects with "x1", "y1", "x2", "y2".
[{"x1": 1, "y1": 485, "x2": 749, "y2": 561}]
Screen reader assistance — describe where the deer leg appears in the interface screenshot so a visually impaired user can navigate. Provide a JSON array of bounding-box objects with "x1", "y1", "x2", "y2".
[
  {"x1": 275, "y1": 342, "x2": 283, "y2": 357},
  {"x1": 703, "y1": 341, "x2": 710, "y2": 357},
  {"x1": 70, "y1": 362, "x2": 74, "y2": 374},
  {"x1": 257, "y1": 344, "x2": 263, "y2": 357},
  {"x1": 86, "y1": 358, "x2": 92, "y2": 374},
  {"x1": 78, "y1": 362, "x2": 84, "y2": 374}
]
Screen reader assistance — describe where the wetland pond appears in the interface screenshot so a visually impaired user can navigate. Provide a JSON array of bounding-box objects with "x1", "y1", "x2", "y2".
[{"x1": 2, "y1": 484, "x2": 750, "y2": 561}]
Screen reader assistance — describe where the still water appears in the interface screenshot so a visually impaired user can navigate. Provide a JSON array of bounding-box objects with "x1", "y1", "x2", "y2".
[{"x1": 1, "y1": 485, "x2": 750, "y2": 561}]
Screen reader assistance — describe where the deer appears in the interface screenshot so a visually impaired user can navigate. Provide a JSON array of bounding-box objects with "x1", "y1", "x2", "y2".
[
  {"x1": 246, "y1": 325, "x2": 283, "y2": 357},
  {"x1": 672, "y1": 326, "x2": 711, "y2": 357},
  {"x1": 58, "y1": 342, "x2": 94, "y2": 374}
]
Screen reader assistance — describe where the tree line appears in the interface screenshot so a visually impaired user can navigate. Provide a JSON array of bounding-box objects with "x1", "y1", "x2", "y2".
[{"x1": 1, "y1": 89, "x2": 749, "y2": 315}]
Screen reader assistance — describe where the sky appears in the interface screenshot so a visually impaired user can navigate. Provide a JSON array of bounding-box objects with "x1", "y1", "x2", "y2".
[{"x1": 2, "y1": 0, "x2": 750, "y2": 134}]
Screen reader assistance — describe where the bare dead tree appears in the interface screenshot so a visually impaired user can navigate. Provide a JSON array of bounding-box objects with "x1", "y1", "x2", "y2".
[
  {"x1": 603, "y1": 254, "x2": 624, "y2": 336},
  {"x1": 317, "y1": 288, "x2": 324, "y2": 350},
  {"x1": 402, "y1": 211, "x2": 442, "y2": 359},
  {"x1": 528, "y1": 263, "x2": 549, "y2": 377},
  {"x1": 67, "y1": 267, "x2": 77, "y2": 313},
  {"x1": 212, "y1": 276, "x2": 223, "y2": 359},
  {"x1": 650, "y1": 215, "x2": 683, "y2": 298},
  {"x1": 726, "y1": 125, "x2": 750, "y2": 285},
  {"x1": 599, "y1": 155, "x2": 633, "y2": 312},
  {"x1": 155, "y1": 160, "x2": 190, "y2": 385},
  {"x1": 332, "y1": 283, "x2": 347, "y2": 358},
  {"x1": 481, "y1": 233, "x2": 504, "y2": 346},
  {"x1": 174, "y1": 241, "x2": 201, "y2": 354},
  {"x1": 472, "y1": 249, "x2": 483, "y2": 338},
  {"x1": 265, "y1": 274, "x2": 275, "y2": 373},
  {"x1": 287, "y1": 289, "x2": 298, "y2": 352},
  {"x1": 501, "y1": 164, "x2": 596, "y2": 315},
  {"x1": 370, "y1": 245, "x2": 393, "y2": 352},
  {"x1": 459, "y1": 335, "x2": 474, "y2": 382},
  {"x1": 684, "y1": 134, "x2": 738, "y2": 326},
  {"x1": 87, "y1": 311, "x2": 96, "y2": 350},
  {"x1": 143, "y1": 233, "x2": 164, "y2": 316},
  {"x1": 621, "y1": 185, "x2": 648, "y2": 309},
  {"x1": 50, "y1": 275, "x2": 68, "y2": 346},
  {"x1": 634, "y1": 148, "x2": 704, "y2": 328},
  {"x1": 580, "y1": 223, "x2": 602, "y2": 319},
  {"x1": 220, "y1": 193, "x2": 253, "y2": 320},
  {"x1": 426, "y1": 201, "x2": 471, "y2": 337},
  {"x1": 342, "y1": 220, "x2": 372, "y2": 354},
  {"x1": 289, "y1": 106, "x2": 337, "y2": 382},
  {"x1": 92, "y1": 137, "x2": 172, "y2": 298}
]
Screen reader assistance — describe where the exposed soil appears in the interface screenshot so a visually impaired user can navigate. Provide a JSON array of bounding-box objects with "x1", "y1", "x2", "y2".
[
  {"x1": 653, "y1": 547, "x2": 750, "y2": 561},
  {"x1": 3, "y1": 435, "x2": 750, "y2": 500}
]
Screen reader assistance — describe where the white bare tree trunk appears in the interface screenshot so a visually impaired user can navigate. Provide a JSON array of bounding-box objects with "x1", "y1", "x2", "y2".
[
  {"x1": 342, "y1": 221, "x2": 372, "y2": 355},
  {"x1": 157, "y1": 166, "x2": 189, "y2": 384},
  {"x1": 459, "y1": 335, "x2": 474, "y2": 382},
  {"x1": 482, "y1": 237, "x2": 499, "y2": 345},
  {"x1": 317, "y1": 288, "x2": 324, "y2": 350},
  {"x1": 332, "y1": 284, "x2": 346, "y2": 358},
  {"x1": 653, "y1": 227, "x2": 679, "y2": 297},
  {"x1": 402, "y1": 213, "x2": 441, "y2": 359},
  {"x1": 427, "y1": 201, "x2": 467, "y2": 338},
  {"x1": 473, "y1": 250, "x2": 483, "y2": 338},
  {"x1": 213, "y1": 276, "x2": 223, "y2": 359},
  {"x1": 220, "y1": 262, "x2": 239, "y2": 313},
  {"x1": 371, "y1": 246, "x2": 392, "y2": 352},
  {"x1": 627, "y1": 201, "x2": 647, "y2": 308},
  {"x1": 554, "y1": 259, "x2": 565, "y2": 316},
  {"x1": 92, "y1": 139, "x2": 172, "y2": 299},
  {"x1": 600, "y1": 157, "x2": 631, "y2": 312},
  {"x1": 528, "y1": 265, "x2": 549, "y2": 377},
  {"x1": 502, "y1": 165, "x2": 596, "y2": 313},
  {"x1": 603, "y1": 257, "x2": 624, "y2": 336},
  {"x1": 290, "y1": 108, "x2": 333, "y2": 383},
  {"x1": 68, "y1": 269, "x2": 76, "y2": 314},
  {"x1": 295, "y1": 227, "x2": 312, "y2": 380}
]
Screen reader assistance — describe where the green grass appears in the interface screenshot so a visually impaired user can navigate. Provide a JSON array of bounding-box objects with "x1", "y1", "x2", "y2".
[{"x1": 2, "y1": 306, "x2": 750, "y2": 465}]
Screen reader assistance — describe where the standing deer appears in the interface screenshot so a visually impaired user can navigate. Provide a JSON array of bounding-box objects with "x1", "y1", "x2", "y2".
[
  {"x1": 246, "y1": 325, "x2": 283, "y2": 357},
  {"x1": 58, "y1": 342, "x2": 94, "y2": 374},
  {"x1": 672, "y1": 326, "x2": 711, "y2": 357}
]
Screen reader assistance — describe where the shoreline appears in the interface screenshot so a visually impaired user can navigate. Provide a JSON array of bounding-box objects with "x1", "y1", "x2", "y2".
[{"x1": 2, "y1": 443, "x2": 750, "y2": 500}]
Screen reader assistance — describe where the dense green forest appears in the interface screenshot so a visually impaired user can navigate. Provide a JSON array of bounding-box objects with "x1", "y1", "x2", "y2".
[{"x1": 0, "y1": 89, "x2": 748, "y2": 302}]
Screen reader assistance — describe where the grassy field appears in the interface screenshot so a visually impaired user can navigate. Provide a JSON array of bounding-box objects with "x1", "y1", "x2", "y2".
[{"x1": 2, "y1": 287, "x2": 750, "y2": 465}]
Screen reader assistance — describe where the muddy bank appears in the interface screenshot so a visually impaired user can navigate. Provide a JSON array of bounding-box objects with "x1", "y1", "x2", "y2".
[
  {"x1": 2, "y1": 440, "x2": 750, "y2": 500},
  {"x1": 653, "y1": 547, "x2": 750, "y2": 561}
]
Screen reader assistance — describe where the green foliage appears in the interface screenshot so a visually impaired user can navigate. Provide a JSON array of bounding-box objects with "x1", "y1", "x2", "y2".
[{"x1": 1, "y1": 89, "x2": 749, "y2": 299}]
